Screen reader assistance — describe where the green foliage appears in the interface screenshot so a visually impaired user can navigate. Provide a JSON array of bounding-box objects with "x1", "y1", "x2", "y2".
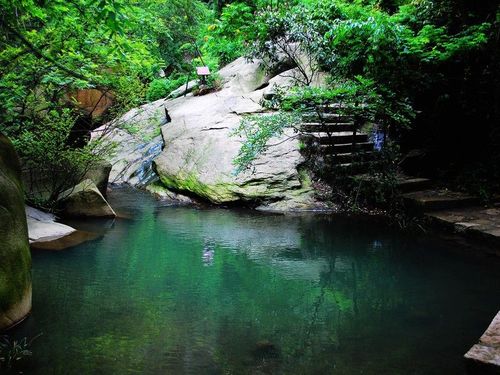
[
  {"x1": 0, "y1": 334, "x2": 41, "y2": 371},
  {"x1": 249, "y1": 4, "x2": 324, "y2": 84},
  {"x1": 205, "y1": 71, "x2": 224, "y2": 91},
  {"x1": 146, "y1": 76, "x2": 188, "y2": 102},
  {"x1": 201, "y1": 2, "x2": 257, "y2": 65},
  {"x1": 232, "y1": 112, "x2": 301, "y2": 174},
  {"x1": 11, "y1": 110, "x2": 108, "y2": 210},
  {"x1": 0, "y1": 0, "x2": 213, "y2": 207},
  {"x1": 405, "y1": 23, "x2": 491, "y2": 63}
]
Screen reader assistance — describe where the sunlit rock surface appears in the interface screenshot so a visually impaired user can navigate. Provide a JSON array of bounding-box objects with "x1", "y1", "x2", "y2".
[
  {"x1": 26, "y1": 206, "x2": 76, "y2": 243},
  {"x1": 94, "y1": 57, "x2": 327, "y2": 210},
  {"x1": 154, "y1": 57, "x2": 323, "y2": 209},
  {"x1": 59, "y1": 179, "x2": 116, "y2": 218},
  {"x1": 0, "y1": 133, "x2": 32, "y2": 330},
  {"x1": 91, "y1": 99, "x2": 167, "y2": 186}
]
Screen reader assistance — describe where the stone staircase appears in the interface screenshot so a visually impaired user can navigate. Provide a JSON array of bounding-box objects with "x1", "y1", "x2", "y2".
[{"x1": 300, "y1": 105, "x2": 375, "y2": 170}]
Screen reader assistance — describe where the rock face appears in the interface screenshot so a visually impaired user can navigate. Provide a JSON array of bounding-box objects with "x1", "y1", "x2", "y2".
[
  {"x1": 94, "y1": 57, "x2": 326, "y2": 210},
  {"x1": 0, "y1": 133, "x2": 32, "y2": 330},
  {"x1": 83, "y1": 159, "x2": 112, "y2": 196},
  {"x1": 145, "y1": 182, "x2": 193, "y2": 205},
  {"x1": 153, "y1": 57, "x2": 320, "y2": 209},
  {"x1": 59, "y1": 179, "x2": 116, "y2": 217},
  {"x1": 465, "y1": 311, "x2": 500, "y2": 373},
  {"x1": 91, "y1": 99, "x2": 167, "y2": 186}
]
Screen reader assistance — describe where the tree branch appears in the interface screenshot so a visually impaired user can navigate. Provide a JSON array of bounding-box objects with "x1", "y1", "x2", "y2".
[{"x1": 0, "y1": 19, "x2": 92, "y2": 83}]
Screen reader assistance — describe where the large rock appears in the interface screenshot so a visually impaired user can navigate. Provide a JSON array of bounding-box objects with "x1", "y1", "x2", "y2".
[
  {"x1": 83, "y1": 159, "x2": 112, "y2": 196},
  {"x1": 0, "y1": 133, "x2": 32, "y2": 330},
  {"x1": 145, "y1": 182, "x2": 193, "y2": 205},
  {"x1": 91, "y1": 99, "x2": 167, "y2": 186},
  {"x1": 153, "y1": 58, "x2": 320, "y2": 208},
  {"x1": 59, "y1": 179, "x2": 116, "y2": 218},
  {"x1": 26, "y1": 206, "x2": 76, "y2": 244},
  {"x1": 93, "y1": 57, "x2": 326, "y2": 210}
]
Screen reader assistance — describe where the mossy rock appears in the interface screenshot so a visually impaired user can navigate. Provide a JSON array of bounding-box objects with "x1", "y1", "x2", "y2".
[{"x1": 0, "y1": 133, "x2": 32, "y2": 330}]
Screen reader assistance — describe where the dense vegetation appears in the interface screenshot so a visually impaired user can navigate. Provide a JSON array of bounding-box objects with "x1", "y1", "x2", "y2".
[
  {"x1": 237, "y1": 0, "x2": 500, "y2": 201},
  {"x1": 0, "y1": 0, "x2": 499, "y2": 208}
]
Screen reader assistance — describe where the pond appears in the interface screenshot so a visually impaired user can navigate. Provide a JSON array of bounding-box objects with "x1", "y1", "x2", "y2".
[{"x1": 13, "y1": 188, "x2": 500, "y2": 374}]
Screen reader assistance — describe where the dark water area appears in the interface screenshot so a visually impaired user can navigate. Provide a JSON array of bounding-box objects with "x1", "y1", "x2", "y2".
[{"x1": 12, "y1": 188, "x2": 500, "y2": 374}]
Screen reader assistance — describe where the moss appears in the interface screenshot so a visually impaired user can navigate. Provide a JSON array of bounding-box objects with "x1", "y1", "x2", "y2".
[
  {"x1": 0, "y1": 133, "x2": 32, "y2": 319},
  {"x1": 159, "y1": 172, "x2": 238, "y2": 203},
  {"x1": 297, "y1": 167, "x2": 312, "y2": 189},
  {"x1": 145, "y1": 182, "x2": 168, "y2": 195},
  {"x1": 0, "y1": 246, "x2": 31, "y2": 312}
]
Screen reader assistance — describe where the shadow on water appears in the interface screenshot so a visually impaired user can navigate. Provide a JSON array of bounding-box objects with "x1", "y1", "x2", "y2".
[{"x1": 10, "y1": 187, "x2": 500, "y2": 374}]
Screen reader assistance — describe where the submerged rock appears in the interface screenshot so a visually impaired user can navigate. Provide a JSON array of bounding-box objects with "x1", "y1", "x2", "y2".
[
  {"x1": 59, "y1": 179, "x2": 116, "y2": 218},
  {"x1": 145, "y1": 182, "x2": 193, "y2": 205},
  {"x1": 0, "y1": 133, "x2": 32, "y2": 330},
  {"x1": 252, "y1": 340, "x2": 281, "y2": 360}
]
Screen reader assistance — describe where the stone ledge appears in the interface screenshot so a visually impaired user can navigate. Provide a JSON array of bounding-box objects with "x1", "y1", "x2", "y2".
[
  {"x1": 465, "y1": 311, "x2": 500, "y2": 374},
  {"x1": 425, "y1": 207, "x2": 500, "y2": 255}
]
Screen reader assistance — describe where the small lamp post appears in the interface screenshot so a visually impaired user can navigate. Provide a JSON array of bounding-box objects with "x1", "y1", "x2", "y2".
[{"x1": 196, "y1": 66, "x2": 210, "y2": 85}]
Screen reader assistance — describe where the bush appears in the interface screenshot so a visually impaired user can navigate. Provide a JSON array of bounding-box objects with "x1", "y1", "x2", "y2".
[
  {"x1": 9, "y1": 109, "x2": 111, "y2": 211},
  {"x1": 201, "y1": 2, "x2": 257, "y2": 65},
  {"x1": 146, "y1": 76, "x2": 188, "y2": 102}
]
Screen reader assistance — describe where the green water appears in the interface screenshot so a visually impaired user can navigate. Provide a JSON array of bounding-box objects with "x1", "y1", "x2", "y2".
[{"x1": 14, "y1": 188, "x2": 500, "y2": 374}]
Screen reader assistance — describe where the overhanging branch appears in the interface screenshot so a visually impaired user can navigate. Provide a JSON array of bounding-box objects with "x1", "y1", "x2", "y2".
[{"x1": 0, "y1": 19, "x2": 93, "y2": 83}]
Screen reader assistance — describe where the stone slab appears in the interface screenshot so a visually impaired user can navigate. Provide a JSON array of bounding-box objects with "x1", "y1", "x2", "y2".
[
  {"x1": 396, "y1": 177, "x2": 432, "y2": 193},
  {"x1": 26, "y1": 206, "x2": 76, "y2": 243},
  {"x1": 426, "y1": 206, "x2": 500, "y2": 253},
  {"x1": 465, "y1": 311, "x2": 500, "y2": 373},
  {"x1": 30, "y1": 230, "x2": 100, "y2": 251},
  {"x1": 403, "y1": 189, "x2": 479, "y2": 211}
]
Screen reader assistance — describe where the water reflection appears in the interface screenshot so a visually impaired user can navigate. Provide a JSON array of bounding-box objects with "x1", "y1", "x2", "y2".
[
  {"x1": 202, "y1": 239, "x2": 215, "y2": 266},
  {"x1": 16, "y1": 188, "x2": 500, "y2": 375}
]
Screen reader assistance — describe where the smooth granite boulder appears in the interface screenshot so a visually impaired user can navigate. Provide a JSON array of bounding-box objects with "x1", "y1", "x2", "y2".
[
  {"x1": 93, "y1": 57, "x2": 327, "y2": 210},
  {"x1": 153, "y1": 58, "x2": 321, "y2": 209},
  {"x1": 26, "y1": 206, "x2": 76, "y2": 244},
  {"x1": 59, "y1": 179, "x2": 116, "y2": 218},
  {"x1": 83, "y1": 159, "x2": 112, "y2": 196},
  {"x1": 0, "y1": 133, "x2": 32, "y2": 330},
  {"x1": 91, "y1": 99, "x2": 167, "y2": 186}
]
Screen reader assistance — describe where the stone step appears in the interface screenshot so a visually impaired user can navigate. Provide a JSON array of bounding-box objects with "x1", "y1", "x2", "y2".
[
  {"x1": 301, "y1": 122, "x2": 355, "y2": 133},
  {"x1": 302, "y1": 113, "x2": 352, "y2": 123},
  {"x1": 307, "y1": 132, "x2": 369, "y2": 145},
  {"x1": 322, "y1": 142, "x2": 374, "y2": 154},
  {"x1": 325, "y1": 152, "x2": 376, "y2": 165},
  {"x1": 402, "y1": 189, "x2": 480, "y2": 212},
  {"x1": 333, "y1": 161, "x2": 375, "y2": 174},
  {"x1": 396, "y1": 177, "x2": 433, "y2": 193}
]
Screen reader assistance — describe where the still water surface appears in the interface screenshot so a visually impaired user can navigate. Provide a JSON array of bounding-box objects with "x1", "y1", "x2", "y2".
[{"x1": 16, "y1": 188, "x2": 500, "y2": 374}]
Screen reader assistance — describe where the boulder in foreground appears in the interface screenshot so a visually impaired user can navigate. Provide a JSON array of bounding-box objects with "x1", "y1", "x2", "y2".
[{"x1": 0, "y1": 133, "x2": 32, "y2": 330}]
